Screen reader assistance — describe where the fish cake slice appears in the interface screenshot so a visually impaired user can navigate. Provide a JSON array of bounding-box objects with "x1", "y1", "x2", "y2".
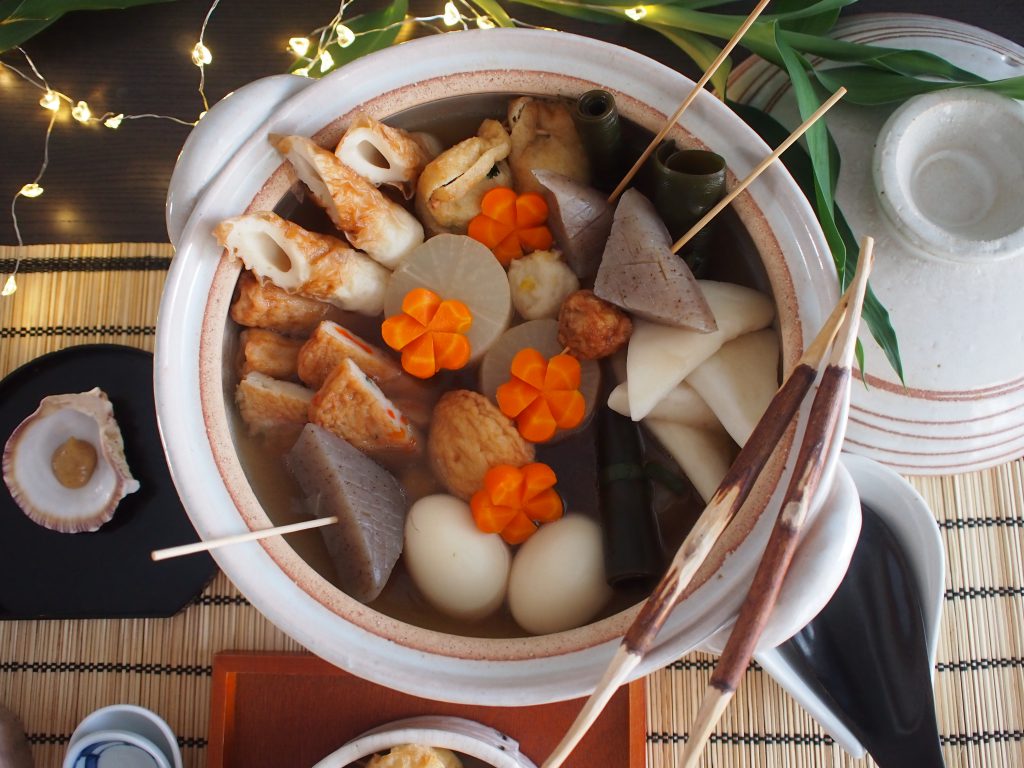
[{"x1": 310, "y1": 358, "x2": 417, "y2": 453}]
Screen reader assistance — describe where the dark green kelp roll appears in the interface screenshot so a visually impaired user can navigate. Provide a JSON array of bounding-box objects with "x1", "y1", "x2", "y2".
[
  {"x1": 648, "y1": 142, "x2": 726, "y2": 275},
  {"x1": 573, "y1": 89, "x2": 623, "y2": 191},
  {"x1": 598, "y1": 398, "x2": 663, "y2": 588}
]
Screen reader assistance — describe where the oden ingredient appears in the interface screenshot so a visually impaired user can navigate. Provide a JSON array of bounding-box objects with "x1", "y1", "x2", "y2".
[
  {"x1": 508, "y1": 515, "x2": 612, "y2": 634},
  {"x1": 286, "y1": 424, "x2": 407, "y2": 603},
  {"x1": 404, "y1": 494, "x2": 511, "y2": 621},
  {"x1": 427, "y1": 390, "x2": 534, "y2": 501}
]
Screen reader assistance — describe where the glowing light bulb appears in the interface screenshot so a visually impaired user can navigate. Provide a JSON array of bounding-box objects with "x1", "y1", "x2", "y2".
[
  {"x1": 71, "y1": 100, "x2": 92, "y2": 123},
  {"x1": 475, "y1": 15, "x2": 495, "y2": 29},
  {"x1": 191, "y1": 41, "x2": 212, "y2": 67},
  {"x1": 335, "y1": 23, "x2": 356, "y2": 48},
  {"x1": 104, "y1": 113, "x2": 124, "y2": 129},
  {"x1": 294, "y1": 66, "x2": 311, "y2": 78},
  {"x1": 39, "y1": 90, "x2": 61, "y2": 111},
  {"x1": 288, "y1": 37, "x2": 310, "y2": 56},
  {"x1": 319, "y1": 50, "x2": 335, "y2": 73},
  {"x1": 19, "y1": 183, "x2": 44, "y2": 198},
  {"x1": 1, "y1": 275, "x2": 16, "y2": 297},
  {"x1": 625, "y1": 5, "x2": 647, "y2": 20},
  {"x1": 443, "y1": 1, "x2": 461, "y2": 26},
  {"x1": 198, "y1": 110, "x2": 208, "y2": 120}
]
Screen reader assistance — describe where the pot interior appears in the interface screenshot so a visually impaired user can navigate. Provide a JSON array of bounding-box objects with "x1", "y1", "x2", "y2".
[{"x1": 188, "y1": 40, "x2": 816, "y2": 672}]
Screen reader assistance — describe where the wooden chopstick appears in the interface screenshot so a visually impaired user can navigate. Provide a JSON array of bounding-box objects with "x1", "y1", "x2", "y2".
[
  {"x1": 151, "y1": 516, "x2": 338, "y2": 561},
  {"x1": 607, "y1": 0, "x2": 773, "y2": 204},
  {"x1": 671, "y1": 86, "x2": 847, "y2": 253},
  {"x1": 679, "y1": 236, "x2": 876, "y2": 768},
  {"x1": 540, "y1": 253, "x2": 870, "y2": 768}
]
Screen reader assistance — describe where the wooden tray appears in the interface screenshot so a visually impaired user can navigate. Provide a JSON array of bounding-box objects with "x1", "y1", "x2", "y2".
[{"x1": 209, "y1": 652, "x2": 646, "y2": 767}]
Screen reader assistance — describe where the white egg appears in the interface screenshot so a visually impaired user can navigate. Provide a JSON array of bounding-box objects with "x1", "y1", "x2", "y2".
[
  {"x1": 404, "y1": 494, "x2": 511, "y2": 622},
  {"x1": 508, "y1": 515, "x2": 613, "y2": 635}
]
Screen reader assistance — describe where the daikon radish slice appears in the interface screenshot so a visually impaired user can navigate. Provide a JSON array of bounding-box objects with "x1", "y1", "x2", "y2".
[
  {"x1": 687, "y1": 329, "x2": 780, "y2": 447},
  {"x1": 607, "y1": 381, "x2": 719, "y2": 430},
  {"x1": 643, "y1": 418, "x2": 737, "y2": 503},
  {"x1": 625, "y1": 281, "x2": 774, "y2": 420}
]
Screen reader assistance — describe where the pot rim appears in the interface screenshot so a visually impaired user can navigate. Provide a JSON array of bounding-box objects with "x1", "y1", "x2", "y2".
[{"x1": 156, "y1": 28, "x2": 841, "y2": 704}]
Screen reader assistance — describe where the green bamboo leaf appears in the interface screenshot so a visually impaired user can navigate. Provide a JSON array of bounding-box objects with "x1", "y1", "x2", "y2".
[
  {"x1": 728, "y1": 100, "x2": 904, "y2": 381},
  {"x1": 292, "y1": 0, "x2": 407, "y2": 77},
  {"x1": 815, "y1": 66, "x2": 1024, "y2": 104},
  {"x1": 778, "y1": 29, "x2": 985, "y2": 81},
  {"x1": 472, "y1": 0, "x2": 515, "y2": 27},
  {"x1": 772, "y1": 25, "x2": 835, "y2": 213},
  {"x1": 511, "y1": 0, "x2": 618, "y2": 24},
  {"x1": 649, "y1": 23, "x2": 730, "y2": 97},
  {"x1": 0, "y1": 0, "x2": 174, "y2": 52}
]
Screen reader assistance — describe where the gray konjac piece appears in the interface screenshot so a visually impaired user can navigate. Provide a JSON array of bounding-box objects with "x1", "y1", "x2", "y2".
[{"x1": 286, "y1": 424, "x2": 407, "y2": 603}]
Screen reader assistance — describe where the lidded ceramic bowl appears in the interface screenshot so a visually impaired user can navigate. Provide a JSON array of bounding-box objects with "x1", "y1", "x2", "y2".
[{"x1": 157, "y1": 29, "x2": 857, "y2": 706}]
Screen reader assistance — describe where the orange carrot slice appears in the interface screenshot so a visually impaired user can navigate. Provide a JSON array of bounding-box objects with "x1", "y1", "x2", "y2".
[
  {"x1": 401, "y1": 334, "x2": 436, "y2": 379},
  {"x1": 482, "y1": 187, "x2": 519, "y2": 226},
  {"x1": 381, "y1": 313, "x2": 427, "y2": 351},
  {"x1": 521, "y1": 462, "x2": 557, "y2": 498},
  {"x1": 515, "y1": 192, "x2": 549, "y2": 227},
  {"x1": 543, "y1": 354, "x2": 582, "y2": 391},
  {"x1": 485, "y1": 464, "x2": 525, "y2": 508},
  {"x1": 509, "y1": 348, "x2": 547, "y2": 390},
  {"x1": 469, "y1": 187, "x2": 554, "y2": 265},
  {"x1": 518, "y1": 398, "x2": 558, "y2": 443},
  {"x1": 470, "y1": 497, "x2": 519, "y2": 534},
  {"x1": 500, "y1": 512, "x2": 539, "y2": 545},
  {"x1": 545, "y1": 389, "x2": 585, "y2": 428},
  {"x1": 523, "y1": 488, "x2": 563, "y2": 524},
  {"x1": 496, "y1": 378, "x2": 539, "y2": 419},
  {"x1": 517, "y1": 226, "x2": 554, "y2": 252},
  {"x1": 401, "y1": 287, "x2": 442, "y2": 326},
  {"x1": 383, "y1": 288, "x2": 474, "y2": 378},
  {"x1": 429, "y1": 299, "x2": 473, "y2": 334},
  {"x1": 468, "y1": 214, "x2": 514, "y2": 251}
]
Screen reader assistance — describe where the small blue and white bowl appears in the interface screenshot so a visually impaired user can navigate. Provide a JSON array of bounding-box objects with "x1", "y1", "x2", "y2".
[
  {"x1": 64, "y1": 705, "x2": 182, "y2": 768},
  {"x1": 64, "y1": 729, "x2": 169, "y2": 768}
]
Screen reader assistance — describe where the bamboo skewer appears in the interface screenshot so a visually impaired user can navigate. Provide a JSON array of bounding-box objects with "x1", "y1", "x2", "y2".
[
  {"x1": 679, "y1": 236, "x2": 876, "y2": 768},
  {"x1": 540, "y1": 250, "x2": 872, "y2": 768},
  {"x1": 671, "y1": 86, "x2": 847, "y2": 253},
  {"x1": 151, "y1": 516, "x2": 338, "y2": 561},
  {"x1": 607, "y1": 0, "x2": 773, "y2": 204}
]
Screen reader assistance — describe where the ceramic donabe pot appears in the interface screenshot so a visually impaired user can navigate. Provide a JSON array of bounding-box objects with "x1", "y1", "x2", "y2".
[{"x1": 156, "y1": 29, "x2": 855, "y2": 706}]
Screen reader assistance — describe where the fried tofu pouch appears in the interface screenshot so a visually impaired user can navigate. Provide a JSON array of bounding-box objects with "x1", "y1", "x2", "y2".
[
  {"x1": 507, "y1": 96, "x2": 590, "y2": 195},
  {"x1": 416, "y1": 119, "x2": 514, "y2": 234}
]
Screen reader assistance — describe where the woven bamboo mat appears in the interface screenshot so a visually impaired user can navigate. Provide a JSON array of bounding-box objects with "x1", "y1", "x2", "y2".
[{"x1": 1, "y1": 243, "x2": 1022, "y2": 768}]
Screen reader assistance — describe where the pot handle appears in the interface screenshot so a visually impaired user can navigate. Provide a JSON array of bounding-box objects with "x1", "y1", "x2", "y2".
[{"x1": 165, "y1": 74, "x2": 312, "y2": 248}]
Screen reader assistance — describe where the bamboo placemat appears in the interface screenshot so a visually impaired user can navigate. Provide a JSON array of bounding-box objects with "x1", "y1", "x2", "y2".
[{"x1": 0, "y1": 243, "x2": 1021, "y2": 768}]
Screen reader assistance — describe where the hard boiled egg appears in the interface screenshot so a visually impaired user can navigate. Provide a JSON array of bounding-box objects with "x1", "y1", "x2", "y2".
[
  {"x1": 508, "y1": 515, "x2": 613, "y2": 635},
  {"x1": 404, "y1": 494, "x2": 511, "y2": 622}
]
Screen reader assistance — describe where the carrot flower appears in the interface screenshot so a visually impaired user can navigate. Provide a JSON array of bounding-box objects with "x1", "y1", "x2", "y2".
[
  {"x1": 496, "y1": 348, "x2": 585, "y2": 443},
  {"x1": 470, "y1": 462, "x2": 564, "y2": 544},
  {"x1": 468, "y1": 187, "x2": 554, "y2": 266},
  {"x1": 381, "y1": 287, "x2": 473, "y2": 379}
]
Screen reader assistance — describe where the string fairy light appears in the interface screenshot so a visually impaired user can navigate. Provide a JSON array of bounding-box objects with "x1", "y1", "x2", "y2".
[
  {"x1": 288, "y1": 37, "x2": 311, "y2": 56},
  {"x1": 3, "y1": 0, "x2": 530, "y2": 296},
  {"x1": 625, "y1": 6, "x2": 648, "y2": 21}
]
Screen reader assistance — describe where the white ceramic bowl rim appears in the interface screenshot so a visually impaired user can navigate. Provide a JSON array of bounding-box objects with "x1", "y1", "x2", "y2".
[
  {"x1": 310, "y1": 716, "x2": 536, "y2": 768},
  {"x1": 62, "y1": 729, "x2": 170, "y2": 768},
  {"x1": 157, "y1": 28, "x2": 843, "y2": 705}
]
